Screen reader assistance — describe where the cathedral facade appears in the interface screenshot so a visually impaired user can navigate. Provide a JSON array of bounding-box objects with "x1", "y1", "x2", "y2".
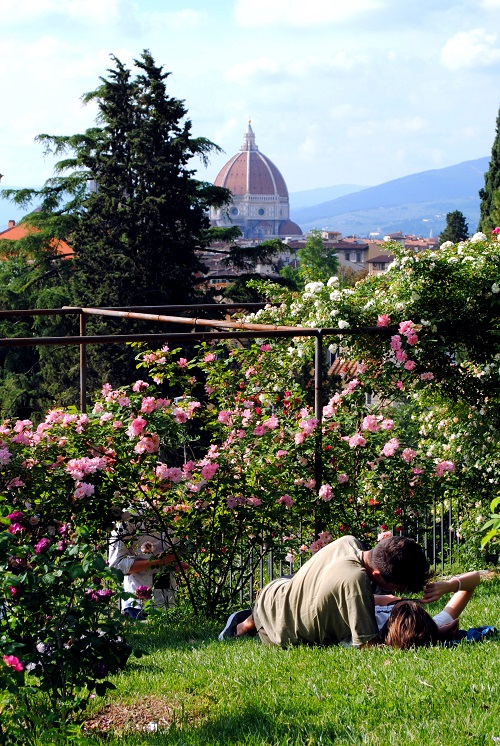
[{"x1": 210, "y1": 123, "x2": 302, "y2": 240}]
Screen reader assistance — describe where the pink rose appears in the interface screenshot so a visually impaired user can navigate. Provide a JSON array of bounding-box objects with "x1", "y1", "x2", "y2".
[
  {"x1": 401, "y1": 448, "x2": 417, "y2": 463},
  {"x1": 3, "y1": 655, "x2": 23, "y2": 672},
  {"x1": 362, "y1": 415, "x2": 380, "y2": 432},
  {"x1": 382, "y1": 437, "x2": 399, "y2": 457},
  {"x1": 319, "y1": 484, "x2": 333, "y2": 501},
  {"x1": 349, "y1": 432, "x2": 367, "y2": 448},
  {"x1": 377, "y1": 314, "x2": 390, "y2": 327},
  {"x1": 435, "y1": 460, "x2": 455, "y2": 477}
]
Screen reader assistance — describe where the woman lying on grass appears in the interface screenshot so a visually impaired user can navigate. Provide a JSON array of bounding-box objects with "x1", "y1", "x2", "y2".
[{"x1": 374, "y1": 571, "x2": 485, "y2": 648}]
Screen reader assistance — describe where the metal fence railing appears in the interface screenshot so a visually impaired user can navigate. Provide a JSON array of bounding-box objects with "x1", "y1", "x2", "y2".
[{"x1": 1, "y1": 303, "x2": 493, "y2": 592}]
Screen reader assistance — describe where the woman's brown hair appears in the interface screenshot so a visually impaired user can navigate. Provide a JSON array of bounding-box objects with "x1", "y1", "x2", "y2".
[{"x1": 377, "y1": 600, "x2": 439, "y2": 649}]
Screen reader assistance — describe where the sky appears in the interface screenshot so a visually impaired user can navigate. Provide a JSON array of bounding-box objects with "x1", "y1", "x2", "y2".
[{"x1": 1, "y1": 0, "x2": 500, "y2": 196}]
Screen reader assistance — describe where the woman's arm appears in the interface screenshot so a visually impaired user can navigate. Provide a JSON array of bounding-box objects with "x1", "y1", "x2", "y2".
[{"x1": 421, "y1": 571, "x2": 481, "y2": 604}]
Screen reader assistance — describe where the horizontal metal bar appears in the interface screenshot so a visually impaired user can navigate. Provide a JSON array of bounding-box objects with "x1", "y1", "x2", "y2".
[
  {"x1": 73, "y1": 306, "x2": 302, "y2": 333},
  {"x1": 0, "y1": 303, "x2": 267, "y2": 319}
]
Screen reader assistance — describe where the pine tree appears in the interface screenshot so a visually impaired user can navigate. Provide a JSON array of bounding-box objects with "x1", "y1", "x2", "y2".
[
  {"x1": 3, "y1": 51, "x2": 232, "y2": 398},
  {"x1": 439, "y1": 210, "x2": 469, "y2": 244},
  {"x1": 479, "y1": 107, "x2": 500, "y2": 233}
]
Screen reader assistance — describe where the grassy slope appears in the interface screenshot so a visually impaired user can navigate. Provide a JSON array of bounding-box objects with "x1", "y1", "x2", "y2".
[{"x1": 84, "y1": 576, "x2": 500, "y2": 746}]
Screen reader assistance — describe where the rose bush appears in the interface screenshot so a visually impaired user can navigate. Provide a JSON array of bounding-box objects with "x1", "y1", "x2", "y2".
[{"x1": 1, "y1": 230, "x2": 500, "y2": 733}]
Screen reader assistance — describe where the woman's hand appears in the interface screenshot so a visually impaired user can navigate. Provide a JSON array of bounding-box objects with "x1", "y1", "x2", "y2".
[{"x1": 421, "y1": 581, "x2": 452, "y2": 604}]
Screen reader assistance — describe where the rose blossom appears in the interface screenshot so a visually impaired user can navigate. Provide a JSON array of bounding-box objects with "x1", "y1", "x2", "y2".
[
  {"x1": 349, "y1": 432, "x2": 366, "y2": 448},
  {"x1": 3, "y1": 655, "x2": 23, "y2": 672},
  {"x1": 337, "y1": 473, "x2": 349, "y2": 484},
  {"x1": 34, "y1": 538, "x2": 51, "y2": 554},
  {"x1": 362, "y1": 415, "x2": 379, "y2": 433},
  {"x1": 278, "y1": 494, "x2": 293, "y2": 508},
  {"x1": 401, "y1": 448, "x2": 417, "y2": 463},
  {"x1": 435, "y1": 460, "x2": 455, "y2": 477},
  {"x1": 377, "y1": 314, "x2": 390, "y2": 327},
  {"x1": 136, "y1": 585, "x2": 152, "y2": 600},
  {"x1": 318, "y1": 484, "x2": 333, "y2": 502},
  {"x1": 382, "y1": 438, "x2": 400, "y2": 457}
]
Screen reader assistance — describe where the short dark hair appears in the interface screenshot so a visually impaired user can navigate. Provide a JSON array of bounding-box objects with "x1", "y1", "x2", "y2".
[
  {"x1": 371, "y1": 536, "x2": 430, "y2": 592},
  {"x1": 377, "y1": 600, "x2": 439, "y2": 649}
]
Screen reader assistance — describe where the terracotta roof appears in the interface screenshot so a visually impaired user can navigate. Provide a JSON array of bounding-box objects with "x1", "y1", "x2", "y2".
[
  {"x1": 369, "y1": 254, "x2": 393, "y2": 263},
  {"x1": 328, "y1": 358, "x2": 358, "y2": 377},
  {"x1": 278, "y1": 219, "x2": 302, "y2": 236},
  {"x1": 0, "y1": 220, "x2": 73, "y2": 258}
]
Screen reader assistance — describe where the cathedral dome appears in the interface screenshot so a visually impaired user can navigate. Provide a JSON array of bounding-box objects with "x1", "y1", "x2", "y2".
[
  {"x1": 210, "y1": 123, "x2": 302, "y2": 240},
  {"x1": 214, "y1": 123, "x2": 288, "y2": 198}
]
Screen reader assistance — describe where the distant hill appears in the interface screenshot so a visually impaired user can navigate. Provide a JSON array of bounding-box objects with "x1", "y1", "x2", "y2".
[
  {"x1": 290, "y1": 157, "x2": 489, "y2": 237},
  {"x1": 289, "y1": 184, "x2": 368, "y2": 211}
]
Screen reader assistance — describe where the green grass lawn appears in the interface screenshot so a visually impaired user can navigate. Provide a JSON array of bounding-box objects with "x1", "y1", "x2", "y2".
[{"x1": 83, "y1": 575, "x2": 500, "y2": 746}]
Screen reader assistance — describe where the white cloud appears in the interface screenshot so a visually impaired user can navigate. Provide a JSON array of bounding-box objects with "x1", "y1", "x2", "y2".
[
  {"x1": 480, "y1": 0, "x2": 500, "y2": 7},
  {"x1": 1, "y1": 0, "x2": 129, "y2": 26},
  {"x1": 346, "y1": 116, "x2": 429, "y2": 139},
  {"x1": 147, "y1": 9, "x2": 204, "y2": 30},
  {"x1": 441, "y1": 28, "x2": 500, "y2": 69},
  {"x1": 225, "y1": 58, "x2": 282, "y2": 83},
  {"x1": 234, "y1": 0, "x2": 384, "y2": 27},
  {"x1": 225, "y1": 51, "x2": 369, "y2": 86}
]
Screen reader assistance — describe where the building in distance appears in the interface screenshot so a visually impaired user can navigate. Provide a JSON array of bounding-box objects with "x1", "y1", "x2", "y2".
[{"x1": 210, "y1": 123, "x2": 302, "y2": 241}]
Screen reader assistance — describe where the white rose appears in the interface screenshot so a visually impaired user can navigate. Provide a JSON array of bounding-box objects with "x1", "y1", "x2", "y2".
[
  {"x1": 470, "y1": 232, "x2": 487, "y2": 243},
  {"x1": 338, "y1": 320, "x2": 350, "y2": 329},
  {"x1": 440, "y1": 241, "x2": 454, "y2": 250}
]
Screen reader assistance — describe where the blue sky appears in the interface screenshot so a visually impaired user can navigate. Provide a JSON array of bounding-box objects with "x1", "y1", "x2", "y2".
[{"x1": 1, "y1": 0, "x2": 500, "y2": 194}]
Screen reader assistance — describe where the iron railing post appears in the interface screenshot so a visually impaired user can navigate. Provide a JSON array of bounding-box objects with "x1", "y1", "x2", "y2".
[
  {"x1": 314, "y1": 331, "x2": 324, "y2": 537},
  {"x1": 80, "y1": 311, "x2": 87, "y2": 413}
]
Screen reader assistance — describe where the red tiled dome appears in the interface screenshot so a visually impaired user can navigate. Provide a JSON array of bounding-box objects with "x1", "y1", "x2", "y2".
[
  {"x1": 214, "y1": 123, "x2": 288, "y2": 198},
  {"x1": 278, "y1": 220, "x2": 302, "y2": 236}
]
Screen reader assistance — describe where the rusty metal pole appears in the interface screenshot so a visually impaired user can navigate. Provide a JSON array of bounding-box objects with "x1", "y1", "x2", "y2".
[
  {"x1": 80, "y1": 311, "x2": 87, "y2": 413},
  {"x1": 314, "y1": 331, "x2": 324, "y2": 537}
]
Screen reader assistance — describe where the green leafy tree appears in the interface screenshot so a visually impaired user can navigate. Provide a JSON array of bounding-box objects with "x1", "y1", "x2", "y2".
[
  {"x1": 479, "y1": 107, "x2": 500, "y2": 233},
  {"x1": 298, "y1": 229, "x2": 338, "y2": 283},
  {"x1": 439, "y1": 210, "x2": 469, "y2": 243},
  {"x1": 1, "y1": 50, "x2": 231, "y2": 402}
]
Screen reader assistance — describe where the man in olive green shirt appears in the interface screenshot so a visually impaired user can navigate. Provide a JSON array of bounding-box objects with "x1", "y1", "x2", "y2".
[{"x1": 219, "y1": 535, "x2": 430, "y2": 647}]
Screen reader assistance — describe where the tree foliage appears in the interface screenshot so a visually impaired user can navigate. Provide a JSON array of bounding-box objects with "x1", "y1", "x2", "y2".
[
  {"x1": 438, "y1": 210, "x2": 469, "y2": 244},
  {"x1": 298, "y1": 229, "x2": 338, "y2": 283},
  {"x1": 0, "y1": 51, "x2": 232, "y2": 409},
  {"x1": 479, "y1": 107, "x2": 500, "y2": 233}
]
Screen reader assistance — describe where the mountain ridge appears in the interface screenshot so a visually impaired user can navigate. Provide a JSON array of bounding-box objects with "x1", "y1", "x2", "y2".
[{"x1": 290, "y1": 157, "x2": 488, "y2": 237}]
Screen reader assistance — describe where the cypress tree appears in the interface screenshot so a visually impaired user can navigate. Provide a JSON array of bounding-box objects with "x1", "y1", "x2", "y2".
[
  {"x1": 479, "y1": 106, "x2": 500, "y2": 233},
  {"x1": 438, "y1": 210, "x2": 469, "y2": 244}
]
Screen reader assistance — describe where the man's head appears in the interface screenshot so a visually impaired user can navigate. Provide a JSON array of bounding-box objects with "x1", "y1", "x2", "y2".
[{"x1": 370, "y1": 536, "x2": 430, "y2": 593}]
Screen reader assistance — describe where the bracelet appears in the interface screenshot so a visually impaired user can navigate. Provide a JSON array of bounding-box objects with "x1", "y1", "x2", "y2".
[{"x1": 451, "y1": 576, "x2": 461, "y2": 591}]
